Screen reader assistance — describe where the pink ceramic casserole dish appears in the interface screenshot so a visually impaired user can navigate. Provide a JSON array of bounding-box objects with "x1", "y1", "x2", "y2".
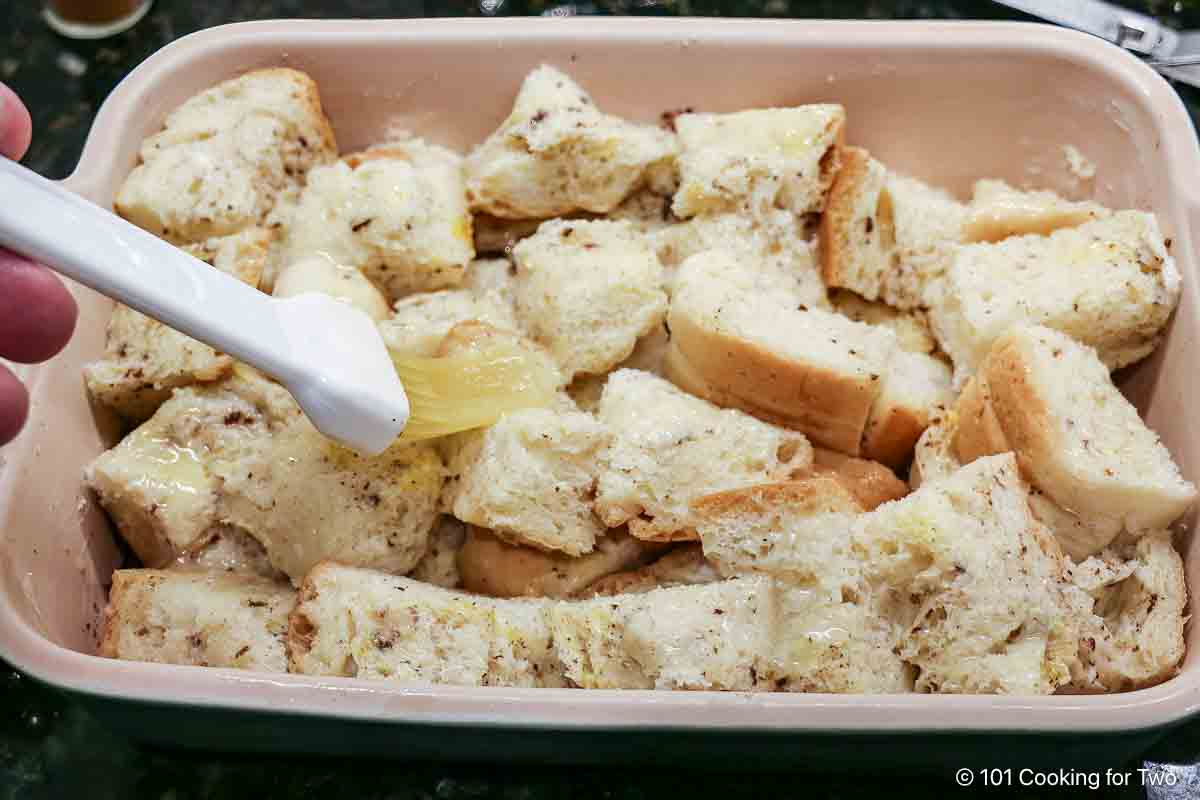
[{"x1": 1, "y1": 17, "x2": 1198, "y2": 768}]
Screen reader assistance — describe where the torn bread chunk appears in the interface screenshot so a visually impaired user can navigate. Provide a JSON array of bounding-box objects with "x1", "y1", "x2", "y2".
[
  {"x1": 819, "y1": 149, "x2": 966, "y2": 310},
  {"x1": 671, "y1": 105, "x2": 844, "y2": 218},
  {"x1": 99, "y1": 569, "x2": 294, "y2": 672},
  {"x1": 443, "y1": 406, "x2": 611, "y2": 556},
  {"x1": 379, "y1": 287, "x2": 518, "y2": 357},
  {"x1": 594, "y1": 369, "x2": 813, "y2": 541},
  {"x1": 577, "y1": 544, "x2": 722, "y2": 597},
  {"x1": 511, "y1": 219, "x2": 668, "y2": 379},
  {"x1": 963, "y1": 179, "x2": 1110, "y2": 243},
  {"x1": 289, "y1": 563, "x2": 565, "y2": 687},
  {"x1": 88, "y1": 368, "x2": 444, "y2": 579},
  {"x1": 549, "y1": 576, "x2": 778, "y2": 691},
  {"x1": 465, "y1": 65, "x2": 676, "y2": 219},
  {"x1": 278, "y1": 140, "x2": 473, "y2": 300},
  {"x1": 909, "y1": 410, "x2": 961, "y2": 490},
  {"x1": 808, "y1": 448, "x2": 908, "y2": 511},
  {"x1": 84, "y1": 228, "x2": 271, "y2": 423},
  {"x1": 115, "y1": 68, "x2": 336, "y2": 244},
  {"x1": 668, "y1": 249, "x2": 943, "y2": 462},
  {"x1": 653, "y1": 208, "x2": 829, "y2": 311},
  {"x1": 272, "y1": 254, "x2": 390, "y2": 322},
  {"x1": 1069, "y1": 532, "x2": 1187, "y2": 691},
  {"x1": 930, "y1": 211, "x2": 1181, "y2": 382},
  {"x1": 457, "y1": 527, "x2": 663, "y2": 598},
  {"x1": 953, "y1": 325, "x2": 1196, "y2": 551},
  {"x1": 459, "y1": 257, "x2": 520, "y2": 311},
  {"x1": 408, "y1": 516, "x2": 468, "y2": 589}
]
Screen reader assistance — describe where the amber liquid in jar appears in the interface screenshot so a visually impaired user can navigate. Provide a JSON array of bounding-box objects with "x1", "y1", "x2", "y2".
[{"x1": 43, "y1": 0, "x2": 152, "y2": 38}]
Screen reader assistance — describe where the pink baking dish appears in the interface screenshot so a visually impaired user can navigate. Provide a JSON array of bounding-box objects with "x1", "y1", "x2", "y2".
[{"x1": 2, "y1": 17, "x2": 1199, "y2": 765}]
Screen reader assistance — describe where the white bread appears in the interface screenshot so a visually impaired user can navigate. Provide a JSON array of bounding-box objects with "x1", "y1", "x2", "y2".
[
  {"x1": 576, "y1": 544, "x2": 722, "y2": 597},
  {"x1": 88, "y1": 368, "x2": 444, "y2": 579},
  {"x1": 277, "y1": 141, "x2": 474, "y2": 301},
  {"x1": 115, "y1": 68, "x2": 336, "y2": 244},
  {"x1": 667, "y1": 250, "x2": 947, "y2": 464},
  {"x1": 567, "y1": 322, "x2": 670, "y2": 413},
  {"x1": 963, "y1": 179, "x2": 1109, "y2": 243},
  {"x1": 808, "y1": 447, "x2": 908, "y2": 511},
  {"x1": 378, "y1": 287, "x2": 518, "y2": 357},
  {"x1": 465, "y1": 65, "x2": 676, "y2": 219},
  {"x1": 289, "y1": 563, "x2": 566, "y2": 687},
  {"x1": 594, "y1": 369, "x2": 813, "y2": 541},
  {"x1": 830, "y1": 291, "x2": 938, "y2": 356},
  {"x1": 819, "y1": 149, "x2": 966, "y2": 310},
  {"x1": 952, "y1": 324, "x2": 1196, "y2": 550},
  {"x1": 84, "y1": 227, "x2": 272, "y2": 422},
  {"x1": 930, "y1": 211, "x2": 1181, "y2": 382},
  {"x1": 511, "y1": 219, "x2": 668, "y2": 379},
  {"x1": 459, "y1": 256, "x2": 520, "y2": 311},
  {"x1": 908, "y1": 410, "x2": 961, "y2": 490},
  {"x1": 457, "y1": 527, "x2": 663, "y2": 598},
  {"x1": 408, "y1": 515, "x2": 468, "y2": 589},
  {"x1": 272, "y1": 254, "x2": 390, "y2": 322},
  {"x1": 169, "y1": 525, "x2": 282, "y2": 581},
  {"x1": 290, "y1": 562, "x2": 775, "y2": 690},
  {"x1": 652, "y1": 208, "x2": 829, "y2": 312},
  {"x1": 100, "y1": 569, "x2": 294, "y2": 672},
  {"x1": 606, "y1": 187, "x2": 676, "y2": 237},
  {"x1": 443, "y1": 406, "x2": 610, "y2": 556},
  {"x1": 671, "y1": 105, "x2": 844, "y2": 218},
  {"x1": 1069, "y1": 532, "x2": 1187, "y2": 691}
]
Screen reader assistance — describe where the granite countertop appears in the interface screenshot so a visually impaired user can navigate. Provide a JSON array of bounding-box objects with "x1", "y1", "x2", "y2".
[{"x1": 5, "y1": 1, "x2": 1200, "y2": 797}]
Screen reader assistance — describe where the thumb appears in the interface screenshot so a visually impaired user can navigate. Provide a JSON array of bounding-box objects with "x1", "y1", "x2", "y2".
[{"x1": 0, "y1": 82, "x2": 33, "y2": 161}]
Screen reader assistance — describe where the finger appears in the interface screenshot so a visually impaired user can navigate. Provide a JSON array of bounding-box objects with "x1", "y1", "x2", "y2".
[
  {"x1": 0, "y1": 363, "x2": 30, "y2": 446},
  {"x1": 0, "y1": 248, "x2": 78, "y2": 363},
  {"x1": 0, "y1": 82, "x2": 33, "y2": 160}
]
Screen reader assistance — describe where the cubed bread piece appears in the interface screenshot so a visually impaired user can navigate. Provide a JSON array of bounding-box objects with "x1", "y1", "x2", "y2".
[
  {"x1": 860, "y1": 454, "x2": 1084, "y2": 694},
  {"x1": 289, "y1": 563, "x2": 565, "y2": 687},
  {"x1": 653, "y1": 209, "x2": 829, "y2": 311},
  {"x1": 100, "y1": 569, "x2": 294, "y2": 672},
  {"x1": 273, "y1": 254, "x2": 390, "y2": 322},
  {"x1": 953, "y1": 325, "x2": 1196, "y2": 543},
  {"x1": 808, "y1": 447, "x2": 908, "y2": 511},
  {"x1": 909, "y1": 410, "x2": 961, "y2": 490},
  {"x1": 549, "y1": 577, "x2": 778, "y2": 691},
  {"x1": 606, "y1": 187, "x2": 676, "y2": 237},
  {"x1": 443, "y1": 407, "x2": 611, "y2": 556},
  {"x1": 457, "y1": 527, "x2": 663, "y2": 598},
  {"x1": 567, "y1": 322, "x2": 670, "y2": 413},
  {"x1": 1069, "y1": 532, "x2": 1187, "y2": 691},
  {"x1": 595, "y1": 369, "x2": 812, "y2": 541},
  {"x1": 408, "y1": 516, "x2": 468, "y2": 589},
  {"x1": 465, "y1": 65, "x2": 676, "y2": 219},
  {"x1": 459, "y1": 257, "x2": 520, "y2": 310},
  {"x1": 665, "y1": 250, "x2": 900, "y2": 455},
  {"x1": 829, "y1": 291, "x2": 937, "y2": 355},
  {"x1": 278, "y1": 140, "x2": 473, "y2": 301},
  {"x1": 115, "y1": 68, "x2": 335, "y2": 244},
  {"x1": 84, "y1": 228, "x2": 270, "y2": 423},
  {"x1": 929, "y1": 211, "x2": 1181, "y2": 382},
  {"x1": 693, "y1": 478, "x2": 864, "y2": 588},
  {"x1": 511, "y1": 219, "x2": 668, "y2": 379},
  {"x1": 170, "y1": 525, "x2": 283, "y2": 581},
  {"x1": 671, "y1": 105, "x2": 844, "y2": 218},
  {"x1": 88, "y1": 368, "x2": 444, "y2": 579},
  {"x1": 963, "y1": 179, "x2": 1110, "y2": 243},
  {"x1": 860, "y1": 348, "x2": 954, "y2": 469},
  {"x1": 577, "y1": 544, "x2": 722, "y2": 597},
  {"x1": 379, "y1": 288, "x2": 518, "y2": 357},
  {"x1": 819, "y1": 149, "x2": 966, "y2": 310}
]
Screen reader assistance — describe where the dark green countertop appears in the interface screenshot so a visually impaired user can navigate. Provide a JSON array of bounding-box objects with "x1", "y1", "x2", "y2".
[{"x1": 5, "y1": 0, "x2": 1200, "y2": 796}]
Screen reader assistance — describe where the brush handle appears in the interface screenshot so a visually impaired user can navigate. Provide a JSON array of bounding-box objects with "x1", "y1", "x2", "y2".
[{"x1": 0, "y1": 157, "x2": 300, "y2": 385}]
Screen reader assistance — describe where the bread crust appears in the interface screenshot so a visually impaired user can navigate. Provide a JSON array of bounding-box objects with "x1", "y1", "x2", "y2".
[
  {"x1": 819, "y1": 146, "x2": 878, "y2": 292},
  {"x1": 664, "y1": 319, "x2": 878, "y2": 456},
  {"x1": 809, "y1": 448, "x2": 907, "y2": 511},
  {"x1": 691, "y1": 476, "x2": 863, "y2": 520},
  {"x1": 860, "y1": 401, "x2": 928, "y2": 470},
  {"x1": 951, "y1": 376, "x2": 1011, "y2": 465}
]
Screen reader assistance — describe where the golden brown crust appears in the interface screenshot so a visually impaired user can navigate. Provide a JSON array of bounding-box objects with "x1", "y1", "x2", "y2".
[
  {"x1": 663, "y1": 321, "x2": 877, "y2": 456},
  {"x1": 809, "y1": 448, "x2": 907, "y2": 511},
  {"x1": 819, "y1": 146, "x2": 872, "y2": 289},
  {"x1": 97, "y1": 570, "x2": 139, "y2": 659},
  {"x1": 627, "y1": 517, "x2": 699, "y2": 542},
  {"x1": 974, "y1": 334, "x2": 1057, "y2": 484},
  {"x1": 952, "y1": 376, "x2": 1012, "y2": 465},
  {"x1": 860, "y1": 403, "x2": 927, "y2": 470},
  {"x1": 577, "y1": 545, "x2": 714, "y2": 598},
  {"x1": 690, "y1": 476, "x2": 863, "y2": 521}
]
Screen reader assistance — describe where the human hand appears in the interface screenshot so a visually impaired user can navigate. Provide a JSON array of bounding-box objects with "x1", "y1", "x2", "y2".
[{"x1": 1, "y1": 82, "x2": 78, "y2": 445}]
